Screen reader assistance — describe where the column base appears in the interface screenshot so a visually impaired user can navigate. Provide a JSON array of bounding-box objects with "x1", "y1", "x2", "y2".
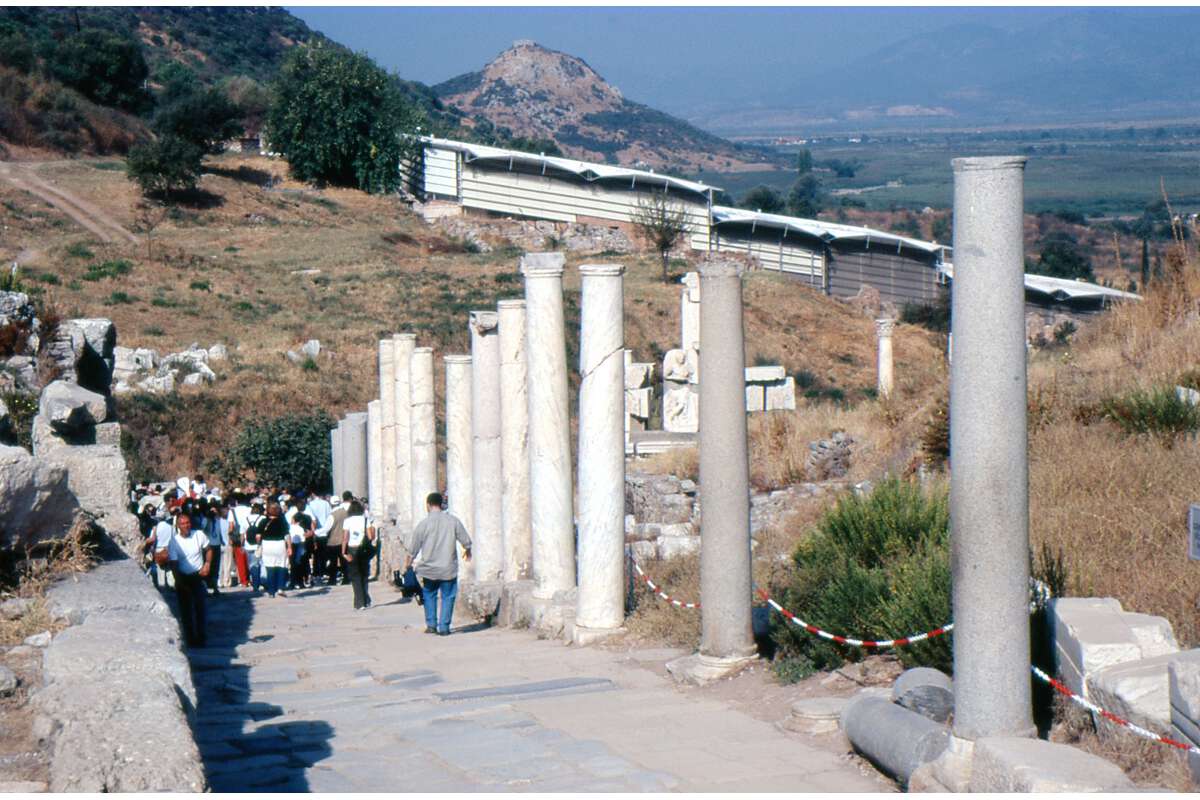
[
  {"x1": 572, "y1": 624, "x2": 626, "y2": 646},
  {"x1": 665, "y1": 652, "x2": 757, "y2": 687},
  {"x1": 925, "y1": 734, "x2": 974, "y2": 793}
]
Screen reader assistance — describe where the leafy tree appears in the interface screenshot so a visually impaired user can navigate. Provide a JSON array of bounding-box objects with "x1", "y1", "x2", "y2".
[
  {"x1": 266, "y1": 44, "x2": 424, "y2": 193},
  {"x1": 222, "y1": 410, "x2": 334, "y2": 492},
  {"x1": 787, "y1": 174, "x2": 824, "y2": 218},
  {"x1": 740, "y1": 185, "x2": 784, "y2": 214},
  {"x1": 153, "y1": 84, "x2": 242, "y2": 154},
  {"x1": 46, "y1": 28, "x2": 150, "y2": 112},
  {"x1": 0, "y1": 21, "x2": 34, "y2": 72},
  {"x1": 796, "y1": 147, "x2": 813, "y2": 175},
  {"x1": 1029, "y1": 231, "x2": 1094, "y2": 281},
  {"x1": 825, "y1": 158, "x2": 860, "y2": 178},
  {"x1": 931, "y1": 214, "x2": 951, "y2": 243},
  {"x1": 631, "y1": 189, "x2": 690, "y2": 283},
  {"x1": 125, "y1": 136, "x2": 204, "y2": 196}
]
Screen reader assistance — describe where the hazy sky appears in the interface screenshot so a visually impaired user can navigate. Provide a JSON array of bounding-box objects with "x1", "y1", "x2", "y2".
[{"x1": 286, "y1": 7, "x2": 1050, "y2": 115}]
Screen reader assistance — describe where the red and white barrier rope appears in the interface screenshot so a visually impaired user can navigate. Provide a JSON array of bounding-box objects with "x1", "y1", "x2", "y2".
[
  {"x1": 755, "y1": 588, "x2": 954, "y2": 648},
  {"x1": 630, "y1": 558, "x2": 700, "y2": 609},
  {"x1": 1029, "y1": 665, "x2": 1200, "y2": 755}
]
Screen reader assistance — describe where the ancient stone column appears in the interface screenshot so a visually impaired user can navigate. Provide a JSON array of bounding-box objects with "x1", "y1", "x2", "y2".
[
  {"x1": 876, "y1": 318, "x2": 896, "y2": 398},
  {"x1": 950, "y1": 156, "x2": 1034, "y2": 741},
  {"x1": 498, "y1": 299, "x2": 532, "y2": 582},
  {"x1": 409, "y1": 346, "x2": 438, "y2": 531},
  {"x1": 520, "y1": 252, "x2": 575, "y2": 599},
  {"x1": 342, "y1": 411, "x2": 368, "y2": 500},
  {"x1": 444, "y1": 354, "x2": 474, "y2": 581},
  {"x1": 574, "y1": 264, "x2": 626, "y2": 644},
  {"x1": 684, "y1": 255, "x2": 756, "y2": 679},
  {"x1": 367, "y1": 400, "x2": 383, "y2": 519},
  {"x1": 392, "y1": 333, "x2": 417, "y2": 535},
  {"x1": 377, "y1": 339, "x2": 397, "y2": 517},
  {"x1": 330, "y1": 423, "x2": 343, "y2": 496},
  {"x1": 469, "y1": 311, "x2": 503, "y2": 582}
]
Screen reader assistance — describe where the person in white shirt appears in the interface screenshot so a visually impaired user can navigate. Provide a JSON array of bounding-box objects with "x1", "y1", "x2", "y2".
[
  {"x1": 340, "y1": 500, "x2": 376, "y2": 610},
  {"x1": 149, "y1": 509, "x2": 175, "y2": 590},
  {"x1": 305, "y1": 493, "x2": 333, "y2": 581},
  {"x1": 166, "y1": 514, "x2": 212, "y2": 647}
]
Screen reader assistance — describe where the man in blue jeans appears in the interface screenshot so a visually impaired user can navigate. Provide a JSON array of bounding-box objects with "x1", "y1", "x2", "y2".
[{"x1": 405, "y1": 492, "x2": 472, "y2": 636}]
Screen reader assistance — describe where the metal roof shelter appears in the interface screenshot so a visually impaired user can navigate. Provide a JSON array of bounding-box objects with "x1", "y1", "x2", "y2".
[
  {"x1": 710, "y1": 205, "x2": 948, "y2": 257},
  {"x1": 938, "y1": 263, "x2": 1140, "y2": 311}
]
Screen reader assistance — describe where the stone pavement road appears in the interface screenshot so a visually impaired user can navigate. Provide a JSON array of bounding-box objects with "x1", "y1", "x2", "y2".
[{"x1": 186, "y1": 582, "x2": 889, "y2": 792}]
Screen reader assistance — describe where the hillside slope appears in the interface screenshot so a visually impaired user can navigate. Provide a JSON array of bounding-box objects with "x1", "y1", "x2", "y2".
[{"x1": 435, "y1": 40, "x2": 777, "y2": 173}]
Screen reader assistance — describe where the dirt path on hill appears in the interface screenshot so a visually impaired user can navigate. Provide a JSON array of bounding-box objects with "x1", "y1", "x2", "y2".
[{"x1": 0, "y1": 161, "x2": 138, "y2": 245}]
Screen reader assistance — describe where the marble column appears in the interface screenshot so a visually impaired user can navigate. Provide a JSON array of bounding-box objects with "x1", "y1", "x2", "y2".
[
  {"x1": 876, "y1": 318, "x2": 896, "y2": 398},
  {"x1": 343, "y1": 411, "x2": 368, "y2": 500},
  {"x1": 498, "y1": 299, "x2": 532, "y2": 582},
  {"x1": 392, "y1": 333, "x2": 417, "y2": 535},
  {"x1": 377, "y1": 339, "x2": 397, "y2": 517},
  {"x1": 469, "y1": 311, "x2": 503, "y2": 582},
  {"x1": 330, "y1": 423, "x2": 343, "y2": 497},
  {"x1": 574, "y1": 264, "x2": 626, "y2": 644},
  {"x1": 409, "y1": 346, "x2": 438, "y2": 531},
  {"x1": 444, "y1": 354, "x2": 474, "y2": 581},
  {"x1": 520, "y1": 252, "x2": 575, "y2": 599},
  {"x1": 367, "y1": 400, "x2": 383, "y2": 519},
  {"x1": 950, "y1": 156, "x2": 1035, "y2": 741},
  {"x1": 695, "y1": 256, "x2": 756, "y2": 675}
]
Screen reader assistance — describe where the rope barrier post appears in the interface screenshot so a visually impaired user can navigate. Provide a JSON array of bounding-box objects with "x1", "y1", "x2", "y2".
[{"x1": 949, "y1": 156, "x2": 1036, "y2": 743}]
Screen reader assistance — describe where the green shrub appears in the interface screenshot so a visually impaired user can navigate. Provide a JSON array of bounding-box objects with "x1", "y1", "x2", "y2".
[
  {"x1": 82, "y1": 259, "x2": 132, "y2": 281},
  {"x1": 1100, "y1": 384, "x2": 1200, "y2": 444},
  {"x1": 770, "y1": 477, "x2": 951, "y2": 679},
  {"x1": 125, "y1": 135, "x2": 204, "y2": 196},
  {"x1": 105, "y1": 291, "x2": 136, "y2": 305},
  {"x1": 0, "y1": 391, "x2": 38, "y2": 449},
  {"x1": 65, "y1": 242, "x2": 94, "y2": 259},
  {"x1": 189, "y1": 280, "x2": 210, "y2": 292},
  {"x1": 217, "y1": 410, "x2": 334, "y2": 492}
]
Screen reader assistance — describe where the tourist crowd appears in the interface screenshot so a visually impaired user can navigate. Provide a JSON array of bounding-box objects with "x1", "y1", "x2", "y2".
[{"x1": 130, "y1": 478, "x2": 472, "y2": 648}]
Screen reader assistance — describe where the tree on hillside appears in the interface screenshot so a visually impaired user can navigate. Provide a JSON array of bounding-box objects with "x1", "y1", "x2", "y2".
[
  {"x1": 46, "y1": 28, "x2": 151, "y2": 112},
  {"x1": 1028, "y1": 231, "x2": 1094, "y2": 282},
  {"x1": 631, "y1": 189, "x2": 690, "y2": 283},
  {"x1": 266, "y1": 44, "x2": 424, "y2": 193},
  {"x1": 152, "y1": 82, "x2": 243, "y2": 154},
  {"x1": 787, "y1": 173, "x2": 824, "y2": 218},
  {"x1": 740, "y1": 185, "x2": 784, "y2": 214},
  {"x1": 796, "y1": 148, "x2": 813, "y2": 175},
  {"x1": 125, "y1": 136, "x2": 204, "y2": 196}
]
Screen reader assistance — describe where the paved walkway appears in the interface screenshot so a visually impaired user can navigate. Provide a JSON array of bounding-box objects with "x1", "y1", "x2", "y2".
[{"x1": 186, "y1": 581, "x2": 888, "y2": 792}]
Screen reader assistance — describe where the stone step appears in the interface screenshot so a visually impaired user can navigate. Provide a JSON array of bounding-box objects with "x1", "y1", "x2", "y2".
[{"x1": 434, "y1": 676, "x2": 615, "y2": 703}]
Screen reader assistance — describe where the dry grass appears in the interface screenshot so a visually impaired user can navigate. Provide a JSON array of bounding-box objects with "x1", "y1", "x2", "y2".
[
  {"x1": 0, "y1": 515, "x2": 99, "y2": 646},
  {"x1": 1049, "y1": 693, "x2": 1192, "y2": 791}
]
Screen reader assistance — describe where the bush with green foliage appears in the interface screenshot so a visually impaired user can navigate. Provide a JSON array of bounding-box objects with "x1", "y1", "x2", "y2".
[
  {"x1": 125, "y1": 135, "x2": 204, "y2": 196},
  {"x1": 740, "y1": 185, "x2": 784, "y2": 214},
  {"x1": 770, "y1": 478, "x2": 952, "y2": 679},
  {"x1": 1101, "y1": 384, "x2": 1200, "y2": 444},
  {"x1": 1028, "y1": 231, "x2": 1095, "y2": 281},
  {"x1": 220, "y1": 410, "x2": 334, "y2": 492},
  {"x1": 787, "y1": 173, "x2": 823, "y2": 218},
  {"x1": 152, "y1": 82, "x2": 242, "y2": 155},
  {"x1": 45, "y1": 28, "x2": 150, "y2": 112},
  {"x1": 0, "y1": 391, "x2": 38, "y2": 450},
  {"x1": 266, "y1": 44, "x2": 423, "y2": 193}
]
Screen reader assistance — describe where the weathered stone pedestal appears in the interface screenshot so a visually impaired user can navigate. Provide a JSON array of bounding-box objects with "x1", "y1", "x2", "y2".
[
  {"x1": 444, "y1": 354, "x2": 474, "y2": 581},
  {"x1": 498, "y1": 298, "x2": 532, "y2": 582},
  {"x1": 392, "y1": 333, "x2": 417, "y2": 534},
  {"x1": 409, "y1": 346, "x2": 437, "y2": 530},
  {"x1": 470, "y1": 311, "x2": 503, "y2": 582}
]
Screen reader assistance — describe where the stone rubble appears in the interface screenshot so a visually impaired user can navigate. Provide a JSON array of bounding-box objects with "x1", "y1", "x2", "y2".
[
  {"x1": 113, "y1": 342, "x2": 225, "y2": 395},
  {"x1": 427, "y1": 213, "x2": 634, "y2": 255}
]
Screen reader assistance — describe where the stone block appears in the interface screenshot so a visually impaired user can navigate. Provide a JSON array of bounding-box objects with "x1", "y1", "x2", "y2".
[
  {"x1": 629, "y1": 541, "x2": 656, "y2": 562},
  {"x1": 39, "y1": 380, "x2": 109, "y2": 433},
  {"x1": 43, "y1": 444, "x2": 139, "y2": 552},
  {"x1": 745, "y1": 384, "x2": 765, "y2": 412},
  {"x1": 624, "y1": 360, "x2": 653, "y2": 390},
  {"x1": 662, "y1": 385, "x2": 698, "y2": 433},
  {"x1": 744, "y1": 365, "x2": 786, "y2": 382},
  {"x1": 0, "y1": 444, "x2": 80, "y2": 551},
  {"x1": 765, "y1": 376, "x2": 797, "y2": 411},
  {"x1": 625, "y1": 386, "x2": 652, "y2": 420},
  {"x1": 1051, "y1": 597, "x2": 1179, "y2": 696},
  {"x1": 656, "y1": 535, "x2": 699, "y2": 560},
  {"x1": 784, "y1": 696, "x2": 848, "y2": 735},
  {"x1": 967, "y1": 736, "x2": 1133, "y2": 792},
  {"x1": 1087, "y1": 649, "x2": 1200, "y2": 734}
]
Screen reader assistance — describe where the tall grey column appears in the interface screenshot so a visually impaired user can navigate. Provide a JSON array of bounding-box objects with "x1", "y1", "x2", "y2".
[
  {"x1": 876, "y1": 318, "x2": 896, "y2": 398},
  {"x1": 367, "y1": 400, "x2": 383, "y2": 518},
  {"x1": 520, "y1": 252, "x2": 575, "y2": 599},
  {"x1": 343, "y1": 411, "x2": 368, "y2": 500},
  {"x1": 470, "y1": 311, "x2": 503, "y2": 582},
  {"x1": 498, "y1": 299, "x2": 532, "y2": 582},
  {"x1": 950, "y1": 156, "x2": 1034, "y2": 741},
  {"x1": 409, "y1": 346, "x2": 438, "y2": 530},
  {"x1": 330, "y1": 424, "x2": 343, "y2": 496},
  {"x1": 392, "y1": 333, "x2": 417, "y2": 534},
  {"x1": 377, "y1": 339, "x2": 397, "y2": 516},
  {"x1": 698, "y1": 256, "x2": 756, "y2": 665},
  {"x1": 574, "y1": 264, "x2": 626, "y2": 644},
  {"x1": 444, "y1": 354, "x2": 474, "y2": 581}
]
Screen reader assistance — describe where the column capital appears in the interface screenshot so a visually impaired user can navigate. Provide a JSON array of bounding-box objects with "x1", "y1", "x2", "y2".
[
  {"x1": 578, "y1": 263, "x2": 625, "y2": 278},
  {"x1": 520, "y1": 251, "x2": 566, "y2": 278},
  {"x1": 497, "y1": 298, "x2": 526, "y2": 310},
  {"x1": 952, "y1": 156, "x2": 1027, "y2": 173},
  {"x1": 469, "y1": 310, "x2": 499, "y2": 334},
  {"x1": 444, "y1": 354, "x2": 472, "y2": 365},
  {"x1": 875, "y1": 318, "x2": 896, "y2": 338},
  {"x1": 393, "y1": 332, "x2": 418, "y2": 342}
]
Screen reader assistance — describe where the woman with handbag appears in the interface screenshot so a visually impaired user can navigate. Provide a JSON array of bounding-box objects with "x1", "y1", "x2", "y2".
[
  {"x1": 258, "y1": 502, "x2": 292, "y2": 598},
  {"x1": 340, "y1": 501, "x2": 376, "y2": 610}
]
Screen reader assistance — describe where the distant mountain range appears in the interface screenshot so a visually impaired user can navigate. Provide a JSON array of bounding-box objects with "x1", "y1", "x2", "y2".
[{"x1": 685, "y1": 9, "x2": 1200, "y2": 135}]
